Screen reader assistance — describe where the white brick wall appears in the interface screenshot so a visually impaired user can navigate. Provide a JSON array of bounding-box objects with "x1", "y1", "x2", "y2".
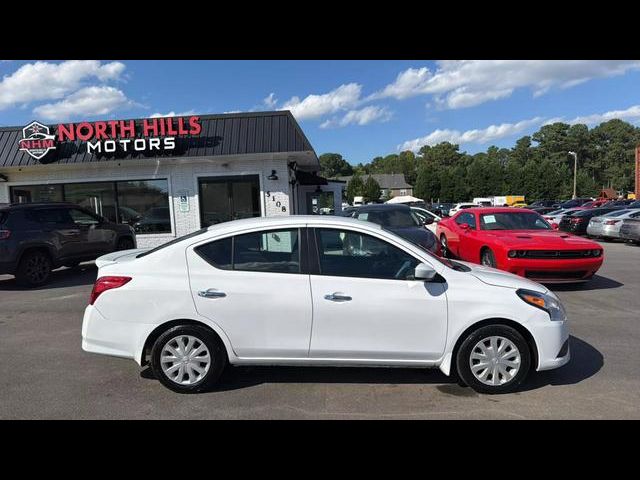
[{"x1": 0, "y1": 154, "x2": 292, "y2": 248}]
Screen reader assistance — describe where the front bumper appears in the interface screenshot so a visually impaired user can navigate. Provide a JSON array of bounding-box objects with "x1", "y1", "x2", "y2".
[
  {"x1": 82, "y1": 305, "x2": 155, "y2": 365},
  {"x1": 500, "y1": 256, "x2": 604, "y2": 283},
  {"x1": 530, "y1": 317, "x2": 571, "y2": 371}
]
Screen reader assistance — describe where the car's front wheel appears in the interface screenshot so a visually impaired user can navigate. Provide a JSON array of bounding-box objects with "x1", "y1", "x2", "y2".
[
  {"x1": 480, "y1": 248, "x2": 497, "y2": 268},
  {"x1": 440, "y1": 234, "x2": 450, "y2": 257},
  {"x1": 150, "y1": 325, "x2": 227, "y2": 393},
  {"x1": 456, "y1": 325, "x2": 531, "y2": 394}
]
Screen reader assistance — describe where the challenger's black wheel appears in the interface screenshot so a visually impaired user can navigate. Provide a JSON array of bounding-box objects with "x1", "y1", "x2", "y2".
[{"x1": 481, "y1": 248, "x2": 497, "y2": 268}]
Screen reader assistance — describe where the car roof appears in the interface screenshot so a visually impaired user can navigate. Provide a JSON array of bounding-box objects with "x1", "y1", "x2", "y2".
[
  {"x1": 205, "y1": 214, "x2": 384, "y2": 234},
  {"x1": 454, "y1": 207, "x2": 534, "y2": 214}
]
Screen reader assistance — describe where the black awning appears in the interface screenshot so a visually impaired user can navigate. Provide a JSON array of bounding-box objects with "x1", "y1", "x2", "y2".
[{"x1": 296, "y1": 170, "x2": 328, "y2": 185}]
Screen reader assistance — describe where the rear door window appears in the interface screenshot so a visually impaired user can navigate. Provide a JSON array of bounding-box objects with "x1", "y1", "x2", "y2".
[{"x1": 29, "y1": 208, "x2": 73, "y2": 225}]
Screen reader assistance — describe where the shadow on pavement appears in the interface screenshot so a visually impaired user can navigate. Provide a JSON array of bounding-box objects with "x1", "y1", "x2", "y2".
[
  {"x1": 0, "y1": 263, "x2": 97, "y2": 291},
  {"x1": 140, "y1": 335, "x2": 602, "y2": 395},
  {"x1": 549, "y1": 274, "x2": 623, "y2": 292}
]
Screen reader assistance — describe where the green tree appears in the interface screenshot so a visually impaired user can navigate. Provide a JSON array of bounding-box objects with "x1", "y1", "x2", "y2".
[
  {"x1": 345, "y1": 173, "x2": 365, "y2": 203},
  {"x1": 363, "y1": 176, "x2": 382, "y2": 203},
  {"x1": 319, "y1": 153, "x2": 353, "y2": 178}
]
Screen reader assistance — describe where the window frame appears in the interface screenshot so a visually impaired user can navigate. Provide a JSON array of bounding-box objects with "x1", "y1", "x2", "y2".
[
  {"x1": 455, "y1": 212, "x2": 477, "y2": 230},
  {"x1": 310, "y1": 226, "x2": 424, "y2": 281},
  {"x1": 9, "y1": 177, "x2": 172, "y2": 235},
  {"x1": 195, "y1": 227, "x2": 307, "y2": 275}
]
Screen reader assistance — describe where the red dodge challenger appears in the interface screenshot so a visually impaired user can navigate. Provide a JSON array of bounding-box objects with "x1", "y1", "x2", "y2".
[{"x1": 436, "y1": 207, "x2": 604, "y2": 283}]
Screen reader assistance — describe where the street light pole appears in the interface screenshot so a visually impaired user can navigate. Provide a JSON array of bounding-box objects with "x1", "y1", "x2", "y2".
[{"x1": 568, "y1": 151, "x2": 578, "y2": 199}]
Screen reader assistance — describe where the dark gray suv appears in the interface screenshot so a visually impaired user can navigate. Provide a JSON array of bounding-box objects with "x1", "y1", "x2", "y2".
[{"x1": 0, "y1": 202, "x2": 137, "y2": 287}]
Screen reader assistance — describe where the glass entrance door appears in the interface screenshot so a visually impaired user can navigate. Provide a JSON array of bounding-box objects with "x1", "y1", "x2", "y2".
[{"x1": 198, "y1": 175, "x2": 261, "y2": 227}]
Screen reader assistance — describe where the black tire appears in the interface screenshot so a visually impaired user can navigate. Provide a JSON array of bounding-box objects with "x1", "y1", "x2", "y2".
[
  {"x1": 440, "y1": 234, "x2": 450, "y2": 258},
  {"x1": 15, "y1": 250, "x2": 52, "y2": 287},
  {"x1": 116, "y1": 237, "x2": 135, "y2": 251},
  {"x1": 150, "y1": 325, "x2": 227, "y2": 393},
  {"x1": 480, "y1": 248, "x2": 497, "y2": 267},
  {"x1": 456, "y1": 324, "x2": 531, "y2": 394}
]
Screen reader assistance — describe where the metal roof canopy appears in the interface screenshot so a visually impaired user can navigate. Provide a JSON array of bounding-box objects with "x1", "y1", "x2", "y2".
[{"x1": 0, "y1": 111, "x2": 318, "y2": 169}]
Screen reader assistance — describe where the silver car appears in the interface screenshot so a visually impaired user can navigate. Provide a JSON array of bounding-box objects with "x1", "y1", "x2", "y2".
[
  {"x1": 586, "y1": 209, "x2": 640, "y2": 240},
  {"x1": 620, "y1": 217, "x2": 640, "y2": 244},
  {"x1": 543, "y1": 207, "x2": 585, "y2": 228}
]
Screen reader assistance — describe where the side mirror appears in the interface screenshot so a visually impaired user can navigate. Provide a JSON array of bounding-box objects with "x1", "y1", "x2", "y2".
[
  {"x1": 422, "y1": 216, "x2": 434, "y2": 225},
  {"x1": 551, "y1": 223, "x2": 559, "y2": 230},
  {"x1": 459, "y1": 223, "x2": 470, "y2": 231},
  {"x1": 414, "y1": 262, "x2": 437, "y2": 281}
]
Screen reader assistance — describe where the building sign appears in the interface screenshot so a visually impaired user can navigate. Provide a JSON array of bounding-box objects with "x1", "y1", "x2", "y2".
[
  {"x1": 18, "y1": 121, "x2": 57, "y2": 160},
  {"x1": 17, "y1": 116, "x2": 202, "y2": 161}
]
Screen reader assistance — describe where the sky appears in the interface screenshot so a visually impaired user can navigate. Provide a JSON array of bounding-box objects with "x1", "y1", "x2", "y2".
[{"x1": 2, "y1": 60, "x2": 640, "y2": 164}]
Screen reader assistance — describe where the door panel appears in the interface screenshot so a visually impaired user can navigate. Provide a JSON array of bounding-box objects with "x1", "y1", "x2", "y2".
[
  {"x1": 187, "y1": 228, "x2": 312, "y2": 358},
  {"x1": 309, "y1": 228, "x2": 448, "y2": 361}
]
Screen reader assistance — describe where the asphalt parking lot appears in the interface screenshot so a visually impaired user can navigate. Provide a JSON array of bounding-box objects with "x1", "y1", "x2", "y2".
[{"x1": 1, "y1": 240, "x2": 639, "y2": 419}]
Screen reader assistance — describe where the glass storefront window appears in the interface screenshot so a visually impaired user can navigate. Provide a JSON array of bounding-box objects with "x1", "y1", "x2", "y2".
[
  {"x1": 10, "y1": 184, "x2": 63, "y2": 203},
  {"x1": 64, "y1": 182, "x2": 117, "y2": 223},
  {"x1": 199, "y1": 175, "x2": 260, "y2": 227},
  {"x1": 117, "y1": 180, "x2": 171, "y2": 233},
  {"x1": 9, "y1": 179, "x2": 172, "y2": 234}
]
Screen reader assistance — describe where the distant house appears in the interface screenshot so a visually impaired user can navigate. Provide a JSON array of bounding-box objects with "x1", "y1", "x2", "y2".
[{"x1": 336, "y1": 173, "x2": 413, "y2": 200}]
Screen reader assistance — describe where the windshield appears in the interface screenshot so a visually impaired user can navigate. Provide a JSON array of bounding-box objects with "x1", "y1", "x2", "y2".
[
  {"x1": 136, "y1": 228, "x2": 209, "y2": 258},
  {"x1": 480, "y1": 212, "x2": 551, "y2": 231}
]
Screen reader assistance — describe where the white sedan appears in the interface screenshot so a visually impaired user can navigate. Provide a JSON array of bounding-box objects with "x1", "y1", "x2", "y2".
[{"x1": 82, "y1": 215, "x2": 570, "y2": 394}]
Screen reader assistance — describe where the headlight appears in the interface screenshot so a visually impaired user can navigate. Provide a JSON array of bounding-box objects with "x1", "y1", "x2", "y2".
[
  {"x1": 508, "y1": 250, "x2": 517, "y2": 258},
  {"x1": 516, "y1": 288, "x2": 567, "y2": 321}
]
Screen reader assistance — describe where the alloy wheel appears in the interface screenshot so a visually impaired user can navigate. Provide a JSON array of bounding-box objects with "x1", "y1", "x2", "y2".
[{"x1": 25, "y1": 255, "x2": 49, "y2": 283}]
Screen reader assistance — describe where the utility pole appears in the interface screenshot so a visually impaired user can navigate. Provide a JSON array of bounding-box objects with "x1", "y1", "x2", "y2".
[
  {"x1": 635, "y1": 145, "x2": 640, "y2": 198},
  {"x1": 568, "y1": 151, "x2": 578, "y2": 199}
]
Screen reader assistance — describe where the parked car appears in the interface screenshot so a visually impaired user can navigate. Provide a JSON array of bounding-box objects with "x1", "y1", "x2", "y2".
[
  {"x1": 587, "y1": 209, "x2": 640, "y2": 240},
  {"x1": 430, "y1": 202, "x2": 454, "y2": 217},
  {"x1": 602, "y1": 199, "x2": 636, "y2": 208},
  {"x1": 0, "y1": 202, "x2": 136, "y2": 287},
  {"x1": 558, "y1": 198, "x2": 593, "y2": 209},
  {"x1": 410, "y1": 206, "x2": 441, "y2": 233},
  {"x1": 449, "y1": 202, "x2": 477, "y2": 215},
  {"x1": 82, "y1": 215, "x2": 570, "y2": 394},
  {"x1": 134, "y1": 206, "x2": 172, "y2": 232},
  {"x1": 628, "y1": 200, "x2": 640, "y2": 209},
  {"x1": 558, "y1": 207, "x2": 623, "y2": 235},
  {"x1": 347, "y1": 204, "x2": 438, "y2": 254},
  {"x1": 543, "y1": 207, "x2": 587, "y2": 228},
  {"x1": 619, "y1": 218, "x2": 640, "y2": 244},
  {"x1": 436, "y1": 207, "x2": 604, "y2": 283},
  {"x1": 528, "y1": 200, "x2": 559, "y2": 208},
  {"x1": 528, "y1": 206, "x2": 558, "y2": 215},
  {"x1": 581, "y1": 199, "x2": 610, "y2": 209}
]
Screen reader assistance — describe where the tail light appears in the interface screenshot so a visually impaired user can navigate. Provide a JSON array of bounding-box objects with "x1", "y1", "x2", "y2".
[
  {"x1": 604, "y1": 220, "x2": 620, "y2": 225},
  {"x1": 89, "y1": 276, "x2": 131, "y2": 305},
  {"x1": 0, "y1": 229, "x2": 10, "y2": 240}
]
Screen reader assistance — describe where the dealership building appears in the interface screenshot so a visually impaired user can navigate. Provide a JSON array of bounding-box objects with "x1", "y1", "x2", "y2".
[{"x1": 0, "y1": 111, "x2": 343, "y2": 247}]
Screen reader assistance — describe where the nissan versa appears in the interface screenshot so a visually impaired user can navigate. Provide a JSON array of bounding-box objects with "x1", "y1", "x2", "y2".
[{"x1": 82, "y1": 216, "x2": 570, "y2": 394}]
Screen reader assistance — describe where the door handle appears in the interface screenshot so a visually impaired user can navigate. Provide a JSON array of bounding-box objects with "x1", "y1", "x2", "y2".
[
  {"x1": 198, "y1": 288, "x2": 227, "y2": 298},
  {"x1": 324, "y1": 292, "x2": 352, "y2": 302}
]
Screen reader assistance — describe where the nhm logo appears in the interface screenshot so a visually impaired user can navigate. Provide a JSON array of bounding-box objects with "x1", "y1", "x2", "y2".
[{"x1": 18, "y1": 121, "x2": 56, "y2": 160}]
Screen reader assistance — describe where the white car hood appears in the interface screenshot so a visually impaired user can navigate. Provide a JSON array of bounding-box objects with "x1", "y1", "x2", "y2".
[
  {"x1": 95, "y1": 248, "x2": 149, "y2": 268},
  {"x1": 458, "y1": 261, "x2": 549, "y2": 293}
]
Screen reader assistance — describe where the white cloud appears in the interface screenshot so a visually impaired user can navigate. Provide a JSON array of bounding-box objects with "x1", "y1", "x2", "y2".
[
  {"x1": 320, "y1": 105, "x2": 392, "y2": 129},
  {"x1": 33, "y1": 86, "x2": 131, "y2": 121},
  {"x1": 263, "y1": 93, "x2": 277, "y2": 109},
  {"x1": 373, "y1": 60, "x2": 640, "y2": 109},
  {"x1": 565, "y1": 105, "x2": 640, "y2": 125},
  {"x1": 399, "y1": 117, "x2": 544, "y2": 152},
  {"x1": 280, "y1": 83, "x2": 362, "y2": 120},
  {"x1": 0, "y1": 60, "x2": 125, "y2": 110},
  {"x1": 150, "y1": 110, "x2": 197, "y2": 118}
]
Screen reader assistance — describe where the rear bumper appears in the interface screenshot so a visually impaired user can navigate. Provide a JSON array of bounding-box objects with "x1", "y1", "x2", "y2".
[
  {"x1": 499, "y1": 256, "x2": 603, "y2": 283},
  {"x1": 82, "y1": 305, "x2": 155, "y2": 365}
]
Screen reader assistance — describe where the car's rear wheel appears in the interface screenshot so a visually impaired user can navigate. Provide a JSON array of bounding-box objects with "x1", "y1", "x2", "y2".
[
  {"x1": 150, "y1": 325, "x2": 227, "y2": 393},
  {"x1": 456, "y1": 325, "x2": 531, "y2": 394},
  {"x1": 15, "y1": 250, "x2": 52, "y2": 287},
  {"x1": 116, "y1": 237, "x2": 135, "y2": 251},
  {"x1": 440, "y1": 234, "x2": 450, "y2": 257},
  {"x1": 480, "y1": 248, "x2": 497, "y2": 267}
]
